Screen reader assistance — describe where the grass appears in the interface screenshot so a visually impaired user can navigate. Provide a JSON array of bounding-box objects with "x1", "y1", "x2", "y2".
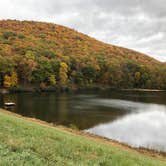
[{"x1": 0, "y1": 110, "x2": 166, "y2": 166}]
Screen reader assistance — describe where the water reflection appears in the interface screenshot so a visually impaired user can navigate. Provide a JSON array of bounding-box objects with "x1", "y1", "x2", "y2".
[
  {"x1": 87, "y1": 100, "x2": 166, "y2": 152},
  {"x1": 1, "y1": 93, "x2": 126, "y2": 129},
  {"x1": 89, "y1": 99, "x2": 152, "y2": 111}
]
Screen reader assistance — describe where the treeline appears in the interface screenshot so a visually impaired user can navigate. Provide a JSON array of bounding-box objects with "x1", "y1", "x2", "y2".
[
  {"x1": 0, "y1": 20, "x2": 165, "y2": 90},
  {"x1": 0, "y1": 53, "x2": 166, "y2": 89}
]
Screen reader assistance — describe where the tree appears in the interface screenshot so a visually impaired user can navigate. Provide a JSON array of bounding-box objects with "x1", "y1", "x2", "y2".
[
  {"x1": 108, "y1": 64, "x2": 123, "y2": 88},
  {"x1": 50, "y1": 59, "x2": 60, "y2": 81},
  {"x1": 0, "y1": 56, "x2": 15, "y2": 86},
  {"x1": 3, "y1": 72, "x2": 18, "y2": 88},
  {"x1": 32, "y1": 58, "x2": 53, "y2": 83},
  {"x1": 49, "y1": 74, "x2": 56, "y2": 86},
  {"x1": 122, "y1": 61, "x2": 141, "y2": 88},
  {"x1": 15, "y1": 56, "x2": 37, "y2": 84},
  {"x1": 134, "y1": 72, "x2": 141, "y2": 87},
  {"x1": 59, "y1": 62, "x2": 68, "y2": 85},
  {"x1": 3, "y1": 75, "x2": 11, "y2": 88},
  {"x1": 81, "y1": 65, "x2": 96, "y2": 84},
  {"x1": 11, "y1": 72, "x2": 18, "y2": 87},
  {"x1": 135, "y1": 72, "x2": 141, "y2": 82},
  {"x1": 139, "y1": 65, "x2": 151, "y2": 88},
  {"x1": 72, "y1": 70, "x2": 84, "y2": 85}
]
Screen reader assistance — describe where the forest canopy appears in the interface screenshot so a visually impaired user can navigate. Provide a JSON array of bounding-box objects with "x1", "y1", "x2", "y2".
[{"x1": 0, "y1": 20, "x2": 166, "y2": 90}]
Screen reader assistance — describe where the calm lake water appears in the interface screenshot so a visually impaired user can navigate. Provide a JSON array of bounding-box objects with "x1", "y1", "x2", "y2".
[{"x1": 0, "y1": 90, "x2": 166, "y2": 152}]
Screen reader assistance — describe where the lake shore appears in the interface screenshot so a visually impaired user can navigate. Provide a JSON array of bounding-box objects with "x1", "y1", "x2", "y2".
[
  {"x1": 0, "y1": 108, "x2": 166, "y2": 165},
  {"x1": 0, "y1": 86, "x2": 165, "y2": 94},
  {"x1": 120, "y1": 88, "x2": 166, "y2": 92}
]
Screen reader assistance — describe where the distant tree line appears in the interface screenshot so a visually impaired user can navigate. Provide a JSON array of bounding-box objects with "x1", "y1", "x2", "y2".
[{"x1": 0, "y1": 53, "x2": 166, "y2": 90}]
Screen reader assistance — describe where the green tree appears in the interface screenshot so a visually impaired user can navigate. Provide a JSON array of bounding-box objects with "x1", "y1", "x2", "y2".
[
  {"x1": 82, "y1": 65, "x2": 96, "y2": 84},
  {"x1": 72, "y1": 70, "x2": 84, "y2": 85},
  {"x1": 122, "y1": 61, "x2": 141, "y2": 88},
  {"x1": 108, "y1": 63, "x2": 123, "y2": 88},
  {"x1": 50, "y1": 59, "x2": 60, "y2": 81},
  {"x1": 32, "y1": 58, "x2": 53, "y2": 83}
]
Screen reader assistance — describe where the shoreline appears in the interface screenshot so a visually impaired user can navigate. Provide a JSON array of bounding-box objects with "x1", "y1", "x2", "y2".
[
  {"x1": 0, "y1": 86, "x2": 165, "y2": 94},
  {"x1": 120, "y1": 88, "x2": 166, "y2": 92},
  {"x1": 0, "y1": 108, "x2": 165, "y2": 160}
]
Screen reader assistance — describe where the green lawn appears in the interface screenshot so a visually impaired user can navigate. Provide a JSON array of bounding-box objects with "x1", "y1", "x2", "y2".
[{"x1": 0, "y1": 110, "x2": 165, "y2": 166}]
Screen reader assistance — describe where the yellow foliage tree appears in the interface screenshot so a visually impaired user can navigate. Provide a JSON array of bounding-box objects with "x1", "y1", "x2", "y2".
[
  {"x1": 3, "y1": 75, "x2": 11, "y2": 88},
  {"x1": 134, "y1": 72, "x2": 141, "y2": 82},
  {"x1": 59, "y1": 62, "x2": 68, "y2": 85},
  {"x1": 49, "y1": 74, "x2": 56, "y2": 86},
  {"x1": 11, "y1": 72, "x2": 18, "y2": 87},
  {"x1": 3, "y1": 72, "x2": 18, "y2": 88}
]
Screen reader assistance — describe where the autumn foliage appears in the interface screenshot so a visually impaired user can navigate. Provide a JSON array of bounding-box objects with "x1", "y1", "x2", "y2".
[
  {"x1": 4, "y1": 72, "x2": 18, "y2": 88},
  {"x1": 59, "y1": 62, "x2": 68, "y2": 85},
  {"x1": 0, "y1": 20, "x2": 166, "y2": 89}
]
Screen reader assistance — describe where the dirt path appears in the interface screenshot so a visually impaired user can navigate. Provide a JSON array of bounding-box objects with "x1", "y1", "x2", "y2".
[{"x1": 0, "y1": 108, "x2": 166, "y2": 162}]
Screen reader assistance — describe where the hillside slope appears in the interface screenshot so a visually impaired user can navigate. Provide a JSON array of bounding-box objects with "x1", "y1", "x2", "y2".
[
  {"x1": 0, "y1": 20, "x2": 160, "y2": 65},
  {"x1": 0, "y1": 20, "x2": 165, "y2": 89}
]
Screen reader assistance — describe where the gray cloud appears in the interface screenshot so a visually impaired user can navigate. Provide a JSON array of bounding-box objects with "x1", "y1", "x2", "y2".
[{"x1": 0, "y1": 0, "x2": 165, "y2": 61}]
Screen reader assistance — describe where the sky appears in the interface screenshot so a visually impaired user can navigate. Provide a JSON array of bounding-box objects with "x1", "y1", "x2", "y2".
[{"x1": 0, "y1": 0, "x2": 165, "y2": 62}]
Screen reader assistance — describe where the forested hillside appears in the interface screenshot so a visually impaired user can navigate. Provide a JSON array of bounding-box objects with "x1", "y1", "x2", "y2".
[{"x1": 0, "y1": 20, "x2": 165, "y2": 90}]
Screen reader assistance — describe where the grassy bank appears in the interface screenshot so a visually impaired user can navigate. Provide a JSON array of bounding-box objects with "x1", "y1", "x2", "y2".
[{"x1": 0, "y1": 110, "x2": 166, "y2": 166}]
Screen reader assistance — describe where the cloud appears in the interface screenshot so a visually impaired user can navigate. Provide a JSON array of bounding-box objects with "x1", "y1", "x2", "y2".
[{"x1": 0, "y1": 0, "x2": 165, "y2": 61}]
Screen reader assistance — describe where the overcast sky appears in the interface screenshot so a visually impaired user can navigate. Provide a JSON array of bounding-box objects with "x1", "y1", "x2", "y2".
[{"x1": 0, "y1": 0, "x2": 165, "y2": 61}]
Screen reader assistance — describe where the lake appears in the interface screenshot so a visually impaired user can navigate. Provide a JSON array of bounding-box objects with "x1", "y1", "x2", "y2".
[{"x1": 0, "y1": 90, "x2": 166, "y2": 152}]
